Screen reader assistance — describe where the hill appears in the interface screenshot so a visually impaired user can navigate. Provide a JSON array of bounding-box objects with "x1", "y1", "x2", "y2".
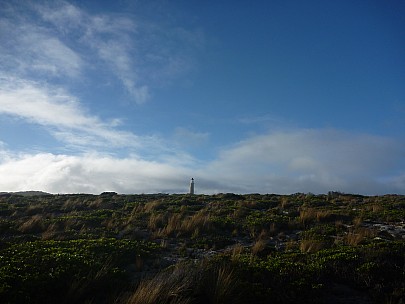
[
  {"x1": 0, "y1": 193, "x2": 403, "y2": 303},
  {"x1": 0, "y1": 190, "x2": 51, "y2": 196}
]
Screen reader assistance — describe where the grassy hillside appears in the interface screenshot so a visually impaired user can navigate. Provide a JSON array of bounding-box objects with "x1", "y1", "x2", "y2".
[{"x1": 0, "y1": 192, "x2": 403, "y2": 303}]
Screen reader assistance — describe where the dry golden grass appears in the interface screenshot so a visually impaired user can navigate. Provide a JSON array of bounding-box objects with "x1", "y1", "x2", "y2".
[
  {"x1": 238, "y1": 200, "x2": 258, "y2": 209},
  {"x1": 131, "y1": 203, "x2": 145, "y2": 214},
  {"x1": 59, "y1": 217, "x2": 81, "y2": 232},
  {"x1": 206, "y1": 266, "x2": 239, "y2": 304},
  {"x1": 345, "y1": 227, "x2": 377, "y2": 246},
  {"x1": 191, "y1": 227, "x2": 200, "y2": 239},
  {"x1": 299, "y1": 239, "x2": 326, "y2": 253},
  {"x1": 300, "y1": 208, "x2": 334, "y2": 226},
  {"x1": 248, "y1": 226, "x2": 258, "y2": 239},
  {"x1": 316, "y1": 210, "x2": 332, "y2": 222},
  {"x1": 232, "y1": 206, "x2": 248, "y2": 219},
  {"x1": 88, "y1": 197, "x2": 105, "y2": 208},
  {"x1": 159, "y1": 239, "x2": 169, "y2": 249},
  {"x1": 152, "y1": 213, "x2": 181, "y2": 238},
  {"x1": 18, "y1": 214, "x2": 46, "y2": 234},
  {"x1": 353, "y1": 216, "x2": 363, "y2": 228},
  {"x1": 346, "y1": 232, "x2": 364, "y2": 246},
  {"x1": 368, "y1": 204, "x2": 384, "y2": 213},
  {"x1": 299, "y1": 208, "x2": 317, "y2": 225},
  {"x1": 230, "y1": 243, "x2": 244, "y2": 259},
  {"x1": 251, "y1": 238, "x2": 267, "y2": 256},
  {"x1": 285, "y1": 240, "x2": 298, "y2": 251},
  {"x1": 153, "y1": 210, "x2": 211, "y2": 238},
  {"x1": 26, "y1": 204, "x2": 43, "y2": 216},
  {"x1": 126, "y1": 263, "x2": 196, "y2": 304},
  {"x1": 61, "y1": 199, "x2": 76, "y2": 211},
  {"x1": 335, "y1": 220, "x2": 344, "y2": 229},
  {"x1": 181, "y1": 210, "x2": 210, "y2": 234},
  {"x1": 257, "y1": 228, "x2": 267, "y2": 240},
  {"x1": 165, "y1": 213, "x2": 183, "y2": 235},
  {"x1": 41, "y1": 222, "x2": 61, "y2": 240},
  {"x1": 135, "y1": 255, "x2": 144, "y2": 271},
  {"x1": 147, "y1": 212, "x2": 167, "y2": 230},
  {"x1": 127, "y1": 263, "x2": 240, "y2": 304},
  {"x1": 143, "y1": 200, "x2": 164, "y2": 213},
  {"x1": 279, "y1": 197, "x2": 291, "y2": 209},
  {"x1": 268, "y1": 223, "x2": 277, "y2": 236}
]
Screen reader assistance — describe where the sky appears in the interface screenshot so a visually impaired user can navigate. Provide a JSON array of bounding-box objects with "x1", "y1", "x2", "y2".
[{"x1": 0, "y1": 0, "x2": 404, "y2": 195}]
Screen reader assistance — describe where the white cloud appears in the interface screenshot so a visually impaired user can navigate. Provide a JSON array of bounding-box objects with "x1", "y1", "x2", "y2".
[
  {"x1": 1, "y1": 1, "x2": 203, "y2": 104},
  {"x1": 173, "y1": 127, "x2": 210, "y2": 147},
  {"x1": 36, "y1": 1, "x2": 142, "y2": 100},
  {"x1": 0, "y1": 19, "x2": 83, "y2": 78},
  {"x1": 34, "y1": 1, "x2": 84, "y2": 30},
  {"x1": 82, "y1": 15, "x2": 149, "y2": 103},
  {"x1": 0, "y1": 129, "x2": 402, "y2": 195},
  {"x1": 33, "y1": 1, "x2": 186, "y2": 104},
  {"x1": 29, "y1": 36, "x2": 82, "y2": 78},
  {"x1": 198, "y1": 129, "x2": 405, "y2": 195},
  {"x1": 0, "y1": 152, "x2": 191, "y2": 194},
  {"x1": 0, "y1": 76, "x2": 139, "y2": 149},
  {"x1": 238, "y1": 114, "x2": 284, "y2": 125}
]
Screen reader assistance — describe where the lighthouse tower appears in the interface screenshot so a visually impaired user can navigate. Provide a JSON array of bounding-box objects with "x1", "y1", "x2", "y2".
[{"x1": 189, "y1": 178, "x2": 195, "y2": 195}]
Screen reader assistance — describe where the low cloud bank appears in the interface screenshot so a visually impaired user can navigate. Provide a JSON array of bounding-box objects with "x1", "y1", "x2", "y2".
[
  {"x1": 200, "y1": 129, "x2": 405, "y2": 194},
  {"x1": 1, "y1": 129, "x2": 403, "y2": 195}
]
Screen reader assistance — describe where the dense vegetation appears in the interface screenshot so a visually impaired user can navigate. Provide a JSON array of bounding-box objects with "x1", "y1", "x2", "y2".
[{"x1": 0, "y1": 192, "x2": 403, "y2": 303}]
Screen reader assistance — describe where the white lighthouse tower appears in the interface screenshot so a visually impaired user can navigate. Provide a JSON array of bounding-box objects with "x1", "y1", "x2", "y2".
[{"x1": 189, "y1": 178, "x2": 195, "y2": 195}]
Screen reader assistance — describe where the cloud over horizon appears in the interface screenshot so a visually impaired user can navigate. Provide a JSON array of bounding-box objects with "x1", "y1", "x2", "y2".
[
  {"x1": 200, "y1": 129, "x2": 405, "y2": 194},
  {"x1": 0, "y1": 129, "x2": 403, "y2": 195}
]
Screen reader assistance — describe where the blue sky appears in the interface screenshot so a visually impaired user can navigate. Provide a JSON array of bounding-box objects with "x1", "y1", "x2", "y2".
[{"x1": 0, "y1": 0, "x2": 404, "y2": 194}]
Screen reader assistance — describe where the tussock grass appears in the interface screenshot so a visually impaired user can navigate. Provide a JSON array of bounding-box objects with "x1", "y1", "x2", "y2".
[
  {"x1": 368, "y1": 204, "x2": 384, "y2": 213},
  {"x1": 41, "y1": 222, "x2": 62, "y2": 240},
  {"x1": 232, "y1": 206, "x2": 248, "y2": 219},
  {"x1": 125, "y1": 261, "x2": 241, "y2": 304},
  {"x1": 285, "y1": 239, "x2": 298, "y2": 251},
  {"x1": 144, "y1": 200, "x2": 164, "y2": 213},
  {"x1": 353, "y1": 215, "x2": 363, "y2": 225},
  {"x1": 18, "y1": 214, "x2": 46, "y2": 234},
  {"x1": 299, "y1": 239, "x2": 327, "y2": 253},
  {"x1": 152, "y1": 210, "x2": 212, "y2": 238},
  {"x1": 126, "y1": 264, "x2": 195, "y2": 304},
  {"x1": 345, "y1": 227, "x2": 377, "y2": 246},
  {"x1": 251, "y1": 238, "x2": 267, "y2": 256},
  {"x1": 300, "y1": 208, "x2": 334, "y2": 226},
  {"x1": 316, "y1": 210, "x2": 332, "y2": 222},
  {"x1": 299, "y1": 208, "x2": 317, "y2": 226},
  {"x1": 26, "y1": 204, "x2": 43, "y2": 215},
  {"x1": 148, "y1": 212, "x2": 167, "y2": 230},
  {"x1": 230, "y1": 243, "x2": 244, "y2": 260},
  {"x1": 181, "y1": 210, "x2": 211, "y2": 234}
]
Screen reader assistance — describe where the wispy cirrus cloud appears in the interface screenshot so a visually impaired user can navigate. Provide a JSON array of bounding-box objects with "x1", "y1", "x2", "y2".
[
  {"x1": 0, "y1": 76, "x2": 139, "y2": 149},
  {"x1": 0, "y1": 0, "x2": 202, "y2": 155},
  {"x1": 0, "y1": 19, "x2": 83, "y2": 79},
  {"x1": 31, "y1": 0, "x2": 201, "y2": 103},
  {"x1": 173, "y1": 127, "x2": 210, "y2": 147},
  {"x1": 0, "y1": 1, "x2": 203, "y2": 104}
]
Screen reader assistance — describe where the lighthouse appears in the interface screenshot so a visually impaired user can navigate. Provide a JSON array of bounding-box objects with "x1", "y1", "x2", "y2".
[{"x1": 189, "y1": 178, "x2": 195, "y2": 195}]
